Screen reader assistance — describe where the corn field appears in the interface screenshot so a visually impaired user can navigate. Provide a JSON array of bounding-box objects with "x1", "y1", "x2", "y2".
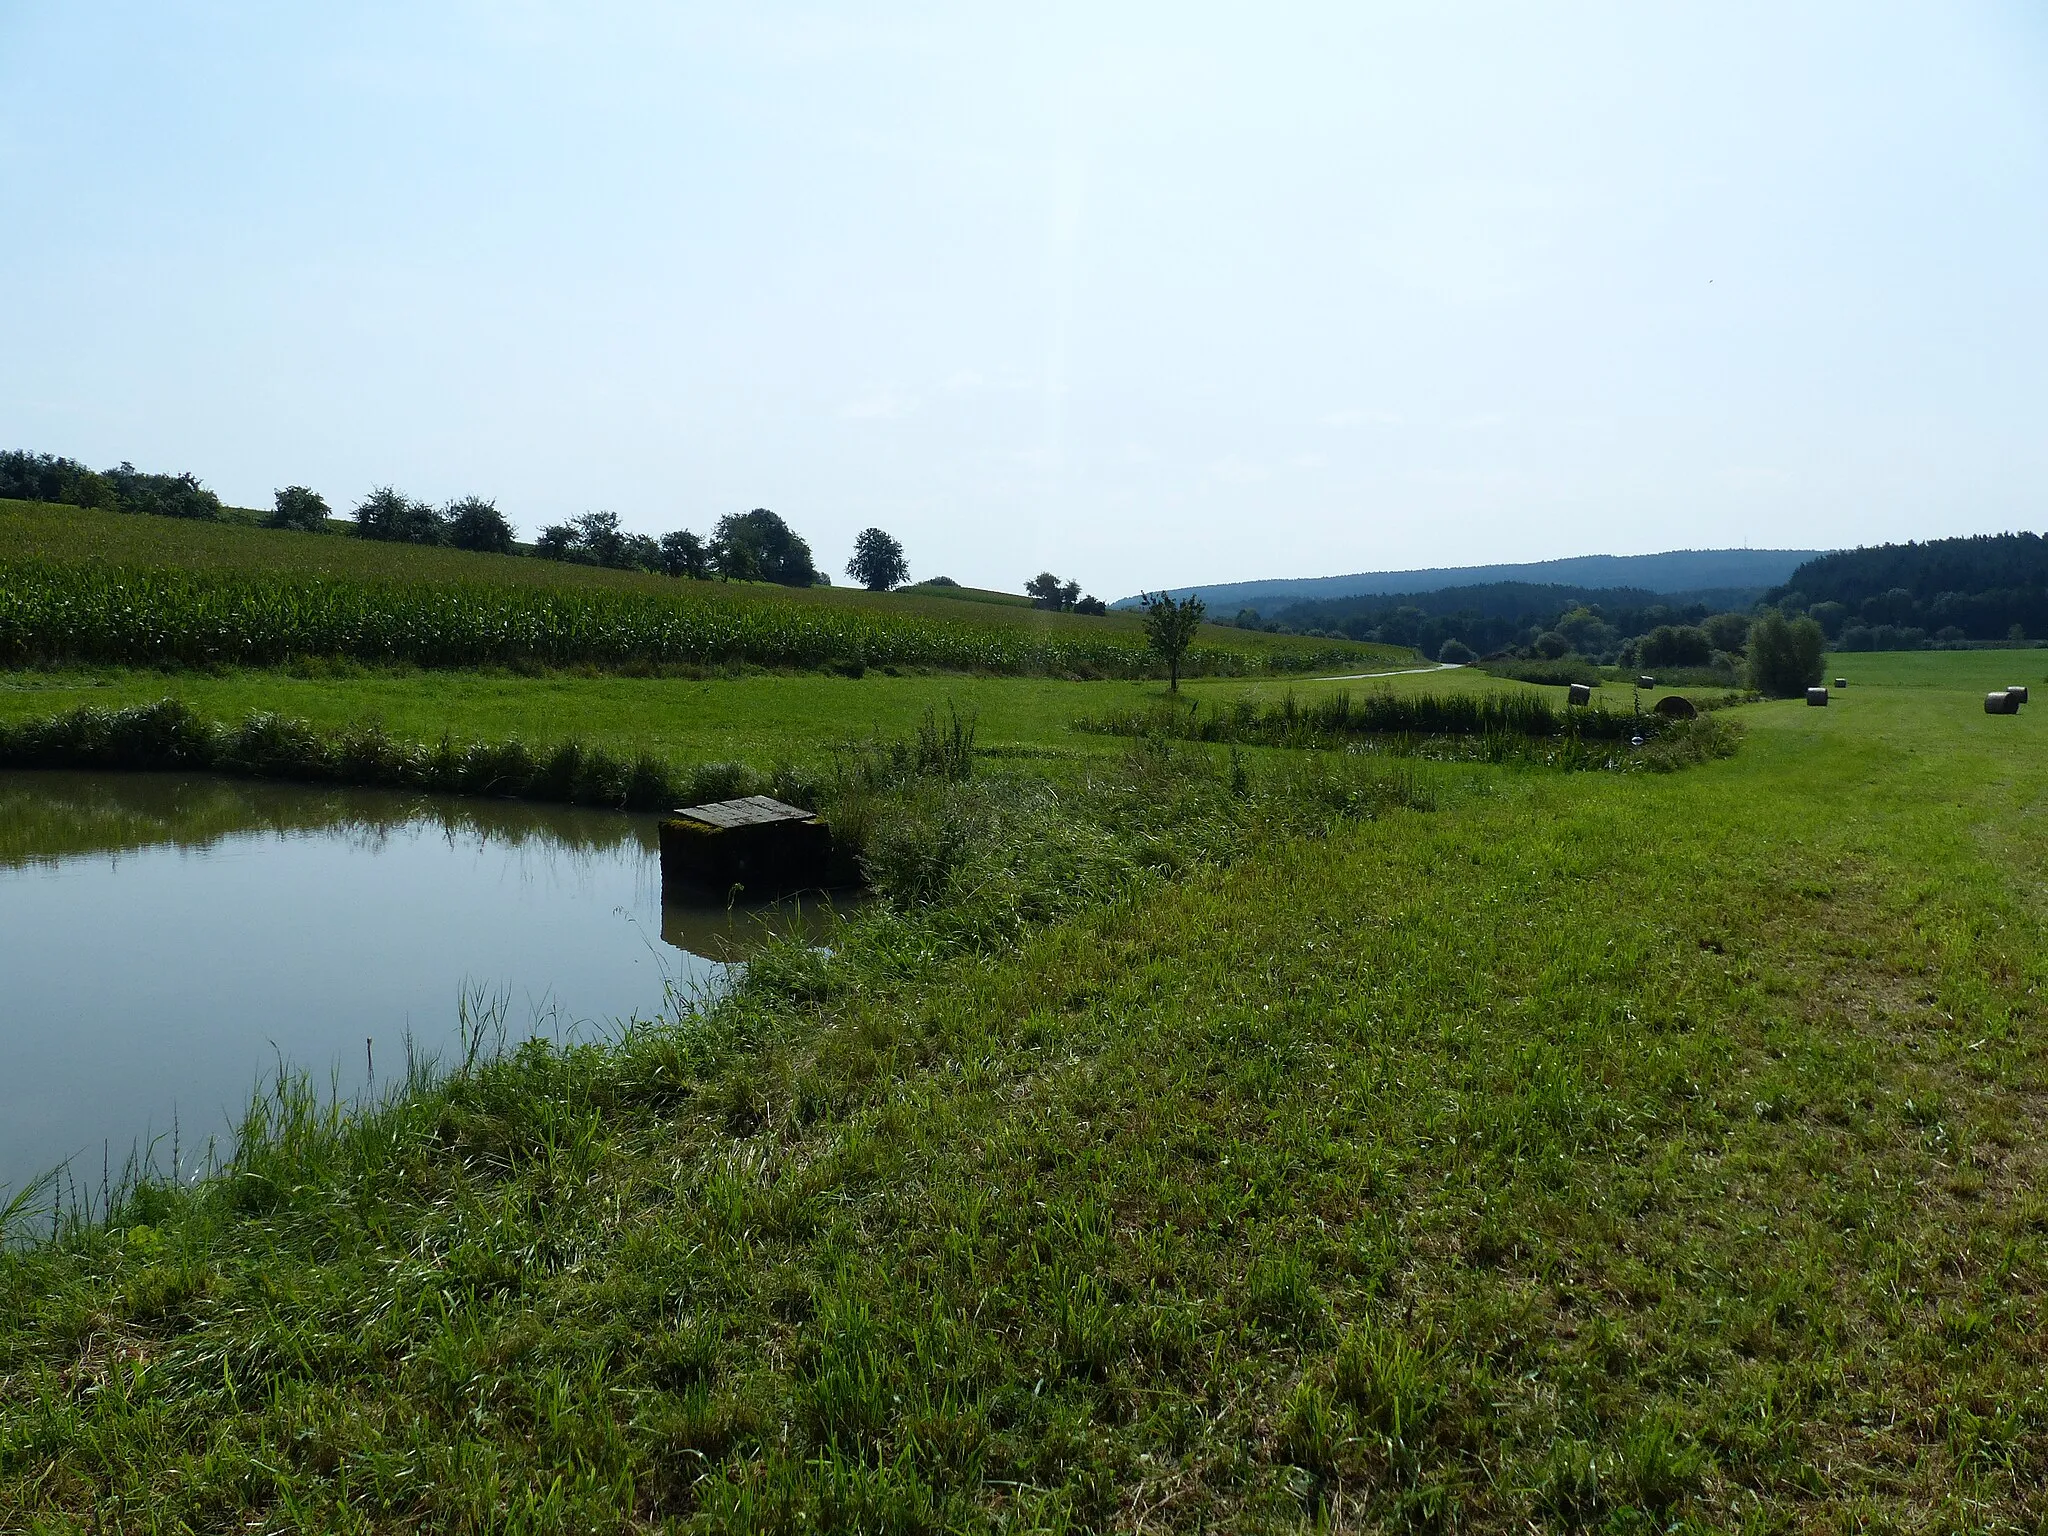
[{"x1": 0, "y1": 559, "x2": 1359, "y2": 677}]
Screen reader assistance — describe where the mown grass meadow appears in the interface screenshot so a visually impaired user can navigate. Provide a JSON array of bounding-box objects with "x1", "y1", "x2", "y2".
[{"x1": 3, "y1": 651, "x2": 2048, "y2": 1527}]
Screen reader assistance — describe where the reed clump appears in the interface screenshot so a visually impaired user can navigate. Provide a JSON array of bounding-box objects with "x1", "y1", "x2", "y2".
[
  {"x1": 0, "y1": 698, "x2": 801, "y2": 812},
  {"x1": 1075, "y1": 688, "x2": 1738, "y2": 771}
]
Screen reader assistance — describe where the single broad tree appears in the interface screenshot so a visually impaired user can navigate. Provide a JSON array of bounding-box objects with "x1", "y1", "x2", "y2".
[
  {"x1": 444, "y1": 496, "x2": 514, "y2": 554},
  {"x1": 268, "y1": 485, "x2": 330, "y2": 533},
  {"x1": 1025, "y1": 571, "x2": 1067, "y2": 610},
  {"x1": 1139, "y1": 590, "x2": 1206, "y2": 691},
  {"x1": 712, "y1": 508, "x2": 818, "y2": 586},
  {"x1": 846, "y1": 527, "x2": 909, "y2": 591}
]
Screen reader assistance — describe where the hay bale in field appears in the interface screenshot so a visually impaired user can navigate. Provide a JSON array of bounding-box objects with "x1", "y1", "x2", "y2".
[
  {"x1": 1567, "y1": 682, "x2": 1592, "y2": 706},
  {"x1": 1986, "y1": 691, "x2": 2021, "y2": 715},
  {"x1": 2007, "y1": 685, "x2": 2029, "y2": 705},
  {"x1": 1653, "y1": 695, "x2": 1698, "y2": 720},
  {"x1": 1805, "y1": 687, "x2": 1829, "y2": 706},
  {"x1": 1637, "y1": 675, "x2": 1656, "y2": 689},
  {"x1": 659, "y1": 795, "x2": 832, "y2": 897},
  {"x1": 1834, "y1": 677, "x2": 1847, "y2": 688}
]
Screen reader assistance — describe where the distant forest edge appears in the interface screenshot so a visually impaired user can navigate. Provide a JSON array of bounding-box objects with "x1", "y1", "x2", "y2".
[
  {"x1": 1768, "y1": 533, "x2": 2048, "y2": 649},
  {"x1": 1119, "y1": 547, "x2": 1823, "y2": 614}
]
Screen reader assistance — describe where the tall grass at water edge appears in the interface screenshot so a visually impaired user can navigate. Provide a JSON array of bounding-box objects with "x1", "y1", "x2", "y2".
[
  {"x1": 0, "y1": 698, "x2": 805, "y2": 813},
  {"x1": 0, "y1": 557, "x2": 1365, "y2": 677},
  {"x1": 3, "y1": 713, "x2": 1437, "y2": 1246},
  {"x1": 1076, "y1": 687, "x2": 1741, "y2": 771}
]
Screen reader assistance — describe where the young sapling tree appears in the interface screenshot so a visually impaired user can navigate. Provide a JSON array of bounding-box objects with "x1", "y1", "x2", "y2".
[{"x1": 1140, "y1": 590, "x2": 1206, "y2": 692}]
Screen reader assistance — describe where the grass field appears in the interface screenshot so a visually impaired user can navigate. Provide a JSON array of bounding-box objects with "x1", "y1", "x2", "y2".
[
  {"x1": 0, "y1": 659, "x2": 1739, "y2": 775},
  {"x1": 5, "y1": 651, "x2": 2048, "y2": 1528},
  {"x1": 0, "y1": 500, "x2": 1387, "y2": 677}
]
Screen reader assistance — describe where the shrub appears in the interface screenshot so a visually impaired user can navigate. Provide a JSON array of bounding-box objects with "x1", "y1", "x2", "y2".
[
  {"x1": 1747, "y1": 612, "x2": 1825, "y2": 695},
  {"x1": 1437, "y1": 638, "x2": 1476, "y2": 664},
  {"x1": 444, "y1": 497, "x2": 514, "y2": 554},
  {"x1": 268, "y1": 486, "x2": 330, "y2": 534},
  {"x1": 1639, "y1": 624, "x2": 1713, "y2": 668},
  {"x1": 353, "y1": 487, "x2": 444, "y2": 544},
  {"x1": 105, "y1": 463, "x2": 222, "y2": 520}
]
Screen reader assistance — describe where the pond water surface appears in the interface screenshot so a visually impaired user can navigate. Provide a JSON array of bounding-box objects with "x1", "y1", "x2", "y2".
[{"x1": 0, "y1": 771, "x2": 843, "y2": 1203}]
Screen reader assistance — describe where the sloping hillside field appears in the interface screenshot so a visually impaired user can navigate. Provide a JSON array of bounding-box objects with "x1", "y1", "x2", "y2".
[
  {"x1": 0, "y1": 500, "x2": 1387, "y2": 677},
  {"x1": 2, "y1": 649, "x2": 2046, "y2": 1527}
]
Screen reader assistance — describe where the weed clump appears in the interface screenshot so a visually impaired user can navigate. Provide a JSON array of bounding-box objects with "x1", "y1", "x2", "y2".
[{"x1": 1077, "y1": 687, "x2": 1740, "y2": 771}]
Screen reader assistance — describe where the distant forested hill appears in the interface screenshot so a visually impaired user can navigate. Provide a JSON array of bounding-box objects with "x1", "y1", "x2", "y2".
[
  {"x1": 1257, "y1": 580, "x2": 1752, "y2": 660},
  {"x1": 1773, "y1": 533, "x2": 2048, "y2": 646},
  {"x1": 1116, "y1": 548, "x2": 1819, "y2": 613}
]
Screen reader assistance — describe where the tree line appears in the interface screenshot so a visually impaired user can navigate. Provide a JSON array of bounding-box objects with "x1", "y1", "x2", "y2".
[
  {"x1": 1768, "y1": 533, "x2": 2048, "y2": 648},
  {"x1": 1, "y1": 449, "x2": 933, "y2": 594},
  {"x1": 8, "y1": 449, "x2": 1170, "y2": 639},
  {"x1": 1, "y1": 450, "x2": 223, "y2": 521}
]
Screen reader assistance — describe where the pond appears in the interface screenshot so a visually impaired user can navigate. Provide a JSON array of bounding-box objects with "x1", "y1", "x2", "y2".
[{"x1": 0, "y1": 771, "x2": 846, "y2": 1206}]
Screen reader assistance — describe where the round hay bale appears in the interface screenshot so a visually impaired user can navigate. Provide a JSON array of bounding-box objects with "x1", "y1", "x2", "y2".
[
  {"x1": 1805, "y1": 687, "x2": 1829, "y2": 706},
  {"x1": 2007, "y1": 685, "x2": 2029, "y2": 705},
  {"x1": 1834, "y1": 677, "x2": 1847, "y2": 688},
  {"x1": 1986, "y1": 691, "x2": 2020, "y2": 715},
  {"x1": 1653, "y1": 694, "x2": 1698, "y2": 720},
  {"x1": 1637, "y1": 675, "x2": 1656, "y2": 689},
  {"x1": 1566, "y1": 682, "x2": 1592, "y2": 706}
]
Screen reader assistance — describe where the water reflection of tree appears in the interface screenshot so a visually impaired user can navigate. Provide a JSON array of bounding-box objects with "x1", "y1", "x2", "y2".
[{"x1": 0, "y1": 771, "x2": 655, "y2": 868}]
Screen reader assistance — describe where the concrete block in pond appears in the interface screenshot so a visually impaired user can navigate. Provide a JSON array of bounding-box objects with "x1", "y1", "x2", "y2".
[
  {"x1": 1805, "y1": 687, "x2": 1829, "y2": 706},
  {"x1": 2008, "y1": 686, "x2": 2029, "y2": 705},
  {"x1": 659, "y1": 796, "x2": 832, "y2": 897},
  {"x1": 1567, "y1": 683, "x2": 1592, "y2": 706},
  {"x1": 1987, "y1": 691, "x2": 2021, "y2": 715},
  {"x1": 1654, "y1": 695, "x2": 1698, "y2": 720},
  {"x1": 1637, "y1": 675, "x2": 1656, "y2": 689}
]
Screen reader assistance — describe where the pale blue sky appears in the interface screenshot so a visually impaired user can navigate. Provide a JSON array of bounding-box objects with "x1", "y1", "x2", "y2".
[{"x1": 3, "y1": 3, "x2": 2044, "y2": 596}]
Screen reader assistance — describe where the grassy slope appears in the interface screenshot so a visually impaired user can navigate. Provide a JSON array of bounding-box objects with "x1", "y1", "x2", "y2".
[
  {"x1": 0, "y1": 499, "x2": 1386, "y2": 668},
  {"x1": 4, "y1": 653, "x2": 2048, "y2": 1526}
]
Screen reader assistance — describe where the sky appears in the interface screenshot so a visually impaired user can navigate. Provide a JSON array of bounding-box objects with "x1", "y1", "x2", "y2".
[{"x1": 2, "y1": 3, "x2": 2045, "y2": 599}]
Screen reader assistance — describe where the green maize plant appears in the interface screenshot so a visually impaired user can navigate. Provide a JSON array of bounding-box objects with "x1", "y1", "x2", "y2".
[{"x1": 0, "y1": 559, "x2": 1363, "y2": 678}]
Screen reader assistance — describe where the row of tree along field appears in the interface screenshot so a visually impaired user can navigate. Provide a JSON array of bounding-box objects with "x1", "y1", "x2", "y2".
[{"x1": 0, "y1": 450, "x2": 1092, "y2": 609}]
